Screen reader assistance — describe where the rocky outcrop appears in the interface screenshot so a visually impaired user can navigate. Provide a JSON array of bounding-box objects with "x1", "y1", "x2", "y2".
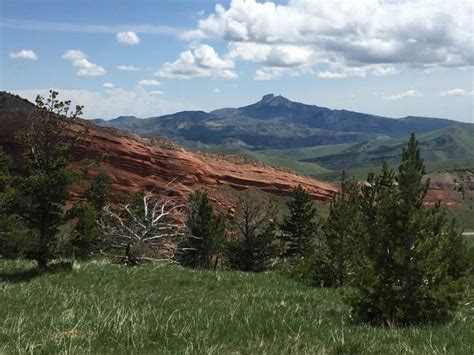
[{"x1": 0, "y1": 108, "x2": 337, "y2": 207}]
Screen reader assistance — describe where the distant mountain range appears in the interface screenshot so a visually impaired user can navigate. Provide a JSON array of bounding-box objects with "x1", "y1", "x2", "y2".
[{"x1": 93, "y1": 94, "x2": 460, "y2": 150}]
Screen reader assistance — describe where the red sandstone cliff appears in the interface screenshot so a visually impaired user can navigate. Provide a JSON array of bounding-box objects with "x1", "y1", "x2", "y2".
[{"x1": 0, "y1": 108, "x2": 337, "y2": 207}]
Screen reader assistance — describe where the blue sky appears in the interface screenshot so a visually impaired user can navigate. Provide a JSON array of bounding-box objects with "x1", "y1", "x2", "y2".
[{"x1": 1, "y1": 0, "x2": 473, "y2": 122}]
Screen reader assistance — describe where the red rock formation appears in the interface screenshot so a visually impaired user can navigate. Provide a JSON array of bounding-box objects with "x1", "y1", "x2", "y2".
[{"x1": 0, "y1": 109, "x2": 337, "y2": 208}]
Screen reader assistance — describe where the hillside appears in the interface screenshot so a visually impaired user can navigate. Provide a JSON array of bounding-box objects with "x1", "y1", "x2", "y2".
[
  {"x1": 95, "y1": 94, "x2": 459, "y2": 150},
  {"x1": 300, "y1": 125, "x2": 474, "y2": 170},
  {"x1": 1, "y1": 260, "x2": 473, "y2": 354},
  {"x1": 0, "y1": 92, "x2": 336, "y2": 208}
]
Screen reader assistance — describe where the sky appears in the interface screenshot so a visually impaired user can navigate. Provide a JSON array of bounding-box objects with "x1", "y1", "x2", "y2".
[{"x1": 1, "y1": 0, "x2": 473, "y2": 122}]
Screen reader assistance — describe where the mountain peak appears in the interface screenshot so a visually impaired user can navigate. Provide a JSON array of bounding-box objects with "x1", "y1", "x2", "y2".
[{"x1": 259, "y1": 94, "x2": 292, "y2": 107}]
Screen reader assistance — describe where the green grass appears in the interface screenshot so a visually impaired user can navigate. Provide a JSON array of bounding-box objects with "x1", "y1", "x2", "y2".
[{"x1": 1, "y1": 260, "x2": 473, "y2": 354}]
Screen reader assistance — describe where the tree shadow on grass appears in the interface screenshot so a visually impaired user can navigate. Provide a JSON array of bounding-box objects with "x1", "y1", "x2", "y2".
[
  {"x1": 0, "y1": 268, "x2": 41, "y2": 283},
  {"x1": 0, "y1": 261, "x2": 74, "y2": 284}
]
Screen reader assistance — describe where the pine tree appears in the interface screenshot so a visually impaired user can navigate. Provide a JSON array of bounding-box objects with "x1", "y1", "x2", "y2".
[
  {"x1": 0, "y1": 149, "x2": 29, "y2": 258},
  {"x1": 85, "y1": 173, "x2": 112, "y2": 213},
  {"x1": 67, "y1": 202, "x2": 99, "y2": 259},
  {"x1": 14, "y1": 91, "x2": 86, "y2": 271},
  {"x1": 178, "y1": 190, "x2": 226, "y2": 269},
  {"x1": 280, "y1": 185, "x2": 319, "y2": 258},
  {"x1": 318, "y1": 173, "x2": 361, "y2": 287},
  {"x1": 346, "y1": 134, "x2": 470, "y2": 325},
  {"x1": 226, "y1": 192, "x2": 278, "y2": 272}
]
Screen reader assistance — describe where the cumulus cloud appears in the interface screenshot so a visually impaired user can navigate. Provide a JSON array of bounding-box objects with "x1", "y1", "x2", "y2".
[
  {"x1": 116, "y1": 31, "x2": 140, "y2": 45},
  {"x1": 62, "y1": 50, "x2": 106, "y2": 76},
  {"x1": 9, "y1": 49, "x2": 38, "y2": 60},
  {"x1": 179, "y1": 0, "x2": 473, "y2": 79},
  {"x1": 318, "y1": 64, "x2": 399, "y2": 78},
  {"x1": 383, "y1": 90, "x2": 424, "y2": 101},
  {"x1": 150, "y1": 90, "x2": 165, "y2": 95},
  {"x1": 137, "y1": 79, "x2": 161, "y2": 86},
  {"x1": 103, "y1": 82, "x2": 115, "y2": 89},
  {"x1": 117, "y1": 65, "x2": 141, "y2": 71},
  {"x1": 439, "y1": 88, "x2": 473, "y2": 97},
  {"x1": 155, "y1": 44, "x2": 237, "y2": 79},
  {"x1": 12, "y1": 87, "x2": 191, "y2": 119},
  {"x1": 214, "y1": 88, "x2": 221, "y2": 93}
]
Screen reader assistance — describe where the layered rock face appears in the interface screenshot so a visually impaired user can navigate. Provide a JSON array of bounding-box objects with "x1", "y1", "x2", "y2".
[{"x1": 0, "y1": 108, "x2": 337, "y2": 207}]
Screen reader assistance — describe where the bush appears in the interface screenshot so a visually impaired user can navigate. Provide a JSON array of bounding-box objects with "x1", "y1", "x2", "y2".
[{"x1": 69, "y1": 202, "x2": 100, "y2": 259}]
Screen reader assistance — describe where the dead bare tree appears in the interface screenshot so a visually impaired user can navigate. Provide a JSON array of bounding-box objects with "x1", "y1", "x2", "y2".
[{"x1": 99, "y1": 188, "x2": 186, "y2": 266}]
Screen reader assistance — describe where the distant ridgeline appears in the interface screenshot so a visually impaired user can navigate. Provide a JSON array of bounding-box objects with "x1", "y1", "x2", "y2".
[{"x1": 94, "y1": 93, "x2": 462, "y2": 150}]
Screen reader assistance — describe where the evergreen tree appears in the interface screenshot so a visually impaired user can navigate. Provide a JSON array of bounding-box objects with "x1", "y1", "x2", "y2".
[
  {"x1": 318, "y1": 173, "x2": 361, "y2": 287},
  {"x1": 226, "y1": 192, "x2": 278, "y2": 272},
  {"x1": 178, "y1": 190, "x2": 226, "y2": 269},
  {"x1": 68, "y1": 202, "x2": 99, "y2": 259},
  {"x1": 0, "y1": 149, "x2": 29, "y2": 258},
  {"x1": 85, "y1": 173, "x2": 112, "y2": 213},
  {"x1": 14, "y1": 91, "x2": 85, "y2": 271},
  {"x1": 346, "y1": 134, "x2": 470, "y2": 325},
  {"x1": 280, "y1": 185, "x2": 319, "y2": 258}
]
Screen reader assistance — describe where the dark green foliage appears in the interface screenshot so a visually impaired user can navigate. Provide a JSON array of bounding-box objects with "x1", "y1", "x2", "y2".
[
  {"x1": 317, "y1": 173, "x2": 362, "y2": 287},
  {"x1": 178, "y1": 190, "x2": 225, "y2": 269},
  {"x1": 85, "y1": 173, "x2": 112, "y2": 213},
  {"x1": 13, "y1": 91, "x2": 85, "y2": 270},
  {"x1": 69, "y1": 202, "x2": 99, "y2": 259},
  {"x1": 280, "y1": 185, "x2": 319, "y2": 258},
  {"x1": 225, "y1": 192, "x2": 278, "y2": 272},
  {"x1": 0, "y1": 149, "x2": 30, "y2": 258},
  {"x1": 346, "y1": 134, "x2": 470, "y2": 325}
]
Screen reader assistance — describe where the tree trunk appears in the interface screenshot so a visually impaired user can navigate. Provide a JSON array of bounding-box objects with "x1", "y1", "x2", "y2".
[{"x1": 36, "y1": 231, "x2": 50, "y2": 272}]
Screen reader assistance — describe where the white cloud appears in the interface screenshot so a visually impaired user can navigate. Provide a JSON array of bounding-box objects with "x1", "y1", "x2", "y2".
[
  {"x1": 383, "y1": 90, "x2": 424, "y2": 101},
  {"x1": 117, "y1": 65, "x2": 141, "y2": 71},
  {"x1": 62, "y1": 50, "x2": 106, "y2": 76},
  {"x1": 180, "y1": 0, "x2": 473, "y2": 79},
  {"x1": 214, "y1": 88, "x2": 221, "y2": 93},
  {"x1": 11, "y1": 87, "x2": 191, "y2": 119},
  {"x1": 155, "y1": 44, "x2": 237, "y2": 79},
  {"x1": 9, "y1": 49, "x2": 38, "y2": 60},
  {"x1": 103, "y1": 82, "x2": 115, "y2": 89},
  {"x1": 116, "y1": 31, "x2": 141, "y2": 45},
  {"x1": 150, "y1": 90, "x2": 165, "y2": 95},
  {"x1": 318, "y1": 64, "x2": 399, "y2": 78},
  {"x1": 228, "y1": 43, "x2": 313, "y2": 68},
  {"x1": 439, "y1": 88, "x2": 473, "y2": 97},
  {"x1": 137, "y1": 79, "x2": 161, "y2": 86},
  {"x1": 255, "y1": 66, "x2": 311, "y2": 80}
]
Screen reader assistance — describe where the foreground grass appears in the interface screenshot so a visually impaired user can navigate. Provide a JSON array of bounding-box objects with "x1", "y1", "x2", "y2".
[{"x1": 1, "y1": 261, "x2": 473, "y2": 354}]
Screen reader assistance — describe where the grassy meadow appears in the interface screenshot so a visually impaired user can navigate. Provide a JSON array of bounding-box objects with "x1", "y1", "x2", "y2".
[{"x1": 1, "y1": 260, "x2": 473, "y2": 354}]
